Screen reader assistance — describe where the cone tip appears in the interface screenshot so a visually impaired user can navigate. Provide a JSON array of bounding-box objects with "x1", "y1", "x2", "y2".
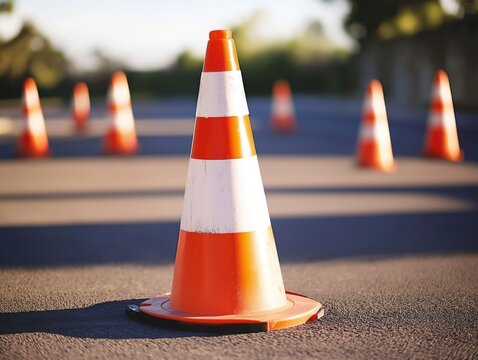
[
  {"x1": 367, "y1": 79, "x2": 384, "y2": 99},
  {"x1": 75, "y1": 82, "x2": 88, "y2": 91},
  {"x1": 274, "y1": 80, "x2": 291, "y2": 96},
  {"x1": 435, "y1": 69, "x2": 449, "y2": 85},
  {"x1": 24, "y1": 77, "x2": 37, "y2": 92},
  {"x1": 209, "y1": 30, "x2": 232, "y2": 40},
  {"x1": 368, "y1": 79, "x2": 382, "y2": 91},
  {"x1": 111, "y1": 71, "x2": 128, "y2": 86}
]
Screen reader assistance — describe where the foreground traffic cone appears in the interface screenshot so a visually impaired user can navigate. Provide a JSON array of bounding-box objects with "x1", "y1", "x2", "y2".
[
  {"x1": 72, "y1": 82, "x2": 90, "y2": 131},
  {"x1": 271, "y1": 80, "x2": 297, "y2": 133},
  {"x1": 423, "y1": 70, "x2": 463, "y2": 161},
  {"x1": 356, "y1": 80, "x2": 395, "y2": 172},
  {"x1": 134, "y1": 30, "x2": 323, "y2": 332},
  {"x1": 103, "y1": 72, "x2": 138, "y2": 154},
  {"x1": 17, "y1": 78, "x2": 49, "y2": 158}
]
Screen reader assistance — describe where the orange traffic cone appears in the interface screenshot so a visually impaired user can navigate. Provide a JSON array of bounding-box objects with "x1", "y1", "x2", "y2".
[
  {"x1": 356, "y1": 80, "x2": 395, "y2": 172},
  {"x1": 271, "y1": 80, "x2": 297, "y2": 133},
  {"x1": 136, "y1": 30, "x2": 323, "y2": 332},
  {"x1": 423, "y1": 70, "x2": 463, "y2": 162},
  {"x1": 72, "y1": 82, "x2": 90, "y2": 131},
  {"x1": 17, "y1": 78, "x2": 49, "y2": 158},
  {"x1": 103, "y1": 71, "x2": 138, "y2": 154}
]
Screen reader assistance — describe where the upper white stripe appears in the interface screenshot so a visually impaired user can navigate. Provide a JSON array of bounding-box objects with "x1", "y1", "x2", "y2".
[
  {"x1": 110, "y1": 109, "x2": 136, "y2": 131},
  {"x1": 196, "y1": 71, "x2": 249, "y2": 117},
  {"x1": 428, "y1": 111, "x2": 457, "y2": 130},
  {"x1": 363, "y1": 96, "x2": 386, "y2": 119},
  {"x1": 109, "y1": 84, "x2": 131, "y2": 106},
  {"x1": 180, "y1": 156, "x2": 271, "y2": 233},
  {"x1": 359, "y1": 121, "x2": 391, "y2": 141},
  {"x1": 272, "y1": 97, "x2": 294, "y2": 116},
  {"x1": 26, "y1": 112, "x2": 46, "y2": 134}
]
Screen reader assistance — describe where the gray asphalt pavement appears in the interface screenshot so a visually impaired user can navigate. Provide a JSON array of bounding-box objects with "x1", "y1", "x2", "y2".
[{"x1": 0, "y1": 96, "x2": 477, "y2": 359}]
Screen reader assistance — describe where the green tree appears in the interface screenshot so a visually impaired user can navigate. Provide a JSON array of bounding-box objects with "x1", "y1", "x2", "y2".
[
  {"x1": 337, "y1": 0, "x2": 448, "y2": 42},
  {"x1": 0, "y1": 22, "x2": 68, "y2": 87},
  {"x1": 0, "y1": 0, "x2": 13, "y2": 13}
]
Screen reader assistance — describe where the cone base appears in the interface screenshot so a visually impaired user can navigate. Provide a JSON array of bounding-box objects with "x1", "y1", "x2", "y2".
[
  {"x1": 423, "y1": 149, "x2": 464, "y2": 162},
  {"x1": 137, "y1": 291, "x2": 323, "y2": 332},
  {"x1": 17, "y1": 132, "x2": 50, "y2": 158},
  {"x1": 357, "y1": 160, "x2": 396, "y2": 173},
  {"x1": 271, "y1": 118, "x2": 297, "y2": 134},
  {"x1": 103, "y1": 129, "x2": 139, "y2": 155}
]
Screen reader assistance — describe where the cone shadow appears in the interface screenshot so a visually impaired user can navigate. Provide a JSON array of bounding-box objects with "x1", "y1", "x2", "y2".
[{"x1": 0, "y1": 299, "x2": 214, "y2": 339}]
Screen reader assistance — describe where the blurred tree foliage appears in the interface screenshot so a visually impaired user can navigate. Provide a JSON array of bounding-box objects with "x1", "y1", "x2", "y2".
[
  {"x1": 229, "y1": 14, "x2": 352, "y2": 95},
  {"x1": 458, "y1": 0, "x2": 478, "y2": 14},
  {"x1": 0, "y1": 1, "x2": 68, "y2": 98},
  {"x1": 124, "y1": 14, "x2": 353, "y2": 98},
  {"x1": 338, "y1": 0, "x2": 477, "y2": 42},
  {"x1": 0, "y1": 23, "x2": 68, "y2": 97},
  {"x1": 342, "y1": 0, "x2": 447, "y2": 41},
  {"x1": 0, "y1": 23, "x2": 68, "y2": 86},
  {"x1": 0, "y1": 0, "x2": 13, "y2": 13}
]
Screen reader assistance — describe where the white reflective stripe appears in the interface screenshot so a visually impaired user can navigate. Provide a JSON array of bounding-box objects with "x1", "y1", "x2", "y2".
[
  {"x1": 180, "y1": 156, "x2": 271, "y2": 233},
  {"x1": 26, "y1": 112, "x2": 46, "y2": 134},
  {"x1": 110, "y1": 109, "x2": 135, "y2": 132},
  {"x1": 272, "y1": 97, "x2": 294, "y2": 116},
  {"x1": 23, "y1": 90, "x2": 39, "y2": 109},
  {"x1": 432, "y1": 84, "x2": 453, "y2": 106},
  {"x1": 196, "y1": 71, "x2": 249, "y2": 117},
  {"x1": 73, "y1": 93, "x2": 90, "y2": 111},
  {"x1": 109, "y1": 84, "x2": 131, "y2": 106},
  {"x1": 363, "y1": 96, "x2": 386, "y2": 119},
  {"x1": 359, "y1": 121, "x2": 392, "y2": 144},
  {"x1": 428, "y1": 110, "x2": 457, "y2": 131}
]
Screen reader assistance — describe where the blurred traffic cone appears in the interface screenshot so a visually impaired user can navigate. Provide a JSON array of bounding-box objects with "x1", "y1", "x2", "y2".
[
  {"x1": 423, "y1": 70, "x2": 463, "y2": 162},
  {"x1": 103, "y1": 71, "x2": 138, "y2": 154},
  {"x1": 72, "y1": 82, "x2": 90, "y2": 131},
  {"x1": 17, "y1": 78, "x2": 49, "y2": 158},
  {"x1": 137, "y1": 30, "x2": 323, "y2": 331},
  {"x1": 271, "y1": 80, "x2": 297, "y2": 133},
  {"x1": 356, "y1": 80, "x2": 395, "y2": 172}
]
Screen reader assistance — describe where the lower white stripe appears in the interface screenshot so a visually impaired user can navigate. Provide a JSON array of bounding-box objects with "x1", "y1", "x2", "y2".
[
  {"x1": 180, "y1": 156, "x2": 271, "y2": 233},
  {"x1": 196, "y1": 71, "x2": 249, "y2": 117}
]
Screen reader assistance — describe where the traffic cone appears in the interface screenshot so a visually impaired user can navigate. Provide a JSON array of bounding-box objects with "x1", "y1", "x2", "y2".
[
  {"x1": 17, "y1": 78, "x2": 49, "y2": 158},
  {"x1": 103, "y1": 71, "x2": 138, "y2": 154},
  {"x1": 271, "y1": 80, "x2": 297, "y2": 133},
  {"x1": 356, "y1": 80, "x2": 395, "y2": 172},
  {"x1": 423, "y1": 70, "x2": 463, "y2": 162},
  {"x1": 135, "y1": 30, "x2": 323, "y2": 332},
  {"x1": 72, "y1": 82, "x2": 90, "y2": 131}
]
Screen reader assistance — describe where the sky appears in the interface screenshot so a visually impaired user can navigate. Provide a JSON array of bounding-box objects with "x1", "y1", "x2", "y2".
[
  {"x1": 0, "y1": 0, "x2": 460, "y2": 71},
  {"x1": 0, "y1": 0, "x2": 353, "y2": 70}
]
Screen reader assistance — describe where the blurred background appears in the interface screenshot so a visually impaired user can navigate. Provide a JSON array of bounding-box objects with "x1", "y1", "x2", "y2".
[
  {"x1": 0, "y1": 0, "x2": 477, "y2": 108},
  {"x1": 1, "y1": 1, "x2": 478, "y2": 356}
]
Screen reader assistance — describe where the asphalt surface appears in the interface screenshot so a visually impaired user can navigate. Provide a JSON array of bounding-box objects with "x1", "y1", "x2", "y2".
[{"x1": 0, "y1": 96, "x2": 477, "y2": 359}]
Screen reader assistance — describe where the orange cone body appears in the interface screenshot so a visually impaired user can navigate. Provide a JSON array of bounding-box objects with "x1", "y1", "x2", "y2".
[
  {"x1": 103, "y1": 72, "x2": 138, "y2": 154},
  {"x1": 139, "y1": 30, "x2": 323, "y2": 331},
  {"x1": 72, "y1": 82, "x2": 90, "y2": 131},
  {"x1": 271, "y1": 80, "x2": 297, "y2": 133},
  {"x1": 18, "y1": 78, "x2": 49, "y2": 158},
  {"x1": 423, "y1": 70, "x2": 463, "y2": 161},
  {"x1": 356, "y1": 80, "x2": 395, "y2": 172}
]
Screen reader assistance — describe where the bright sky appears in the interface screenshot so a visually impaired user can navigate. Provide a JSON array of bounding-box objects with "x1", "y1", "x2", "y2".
[{"x1": 0, "y1": 0, "x2": 352, "y2": 70}]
